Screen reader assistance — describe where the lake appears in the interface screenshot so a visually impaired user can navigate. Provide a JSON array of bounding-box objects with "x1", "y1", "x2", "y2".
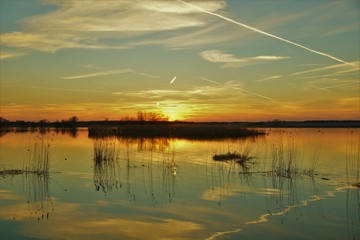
[{"x1": 0, "y1": 127, "x2": 359, "y2": 240}]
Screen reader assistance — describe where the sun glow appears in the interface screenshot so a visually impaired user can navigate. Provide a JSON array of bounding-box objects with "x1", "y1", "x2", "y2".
[{"x1": 161, "y1": 106, "x2": 187, "y2": 121}]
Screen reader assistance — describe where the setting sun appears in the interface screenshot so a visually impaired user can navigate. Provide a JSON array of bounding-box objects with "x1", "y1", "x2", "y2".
[{"x1": 161, "y1": 105, "x2": 186, "y2": 121}]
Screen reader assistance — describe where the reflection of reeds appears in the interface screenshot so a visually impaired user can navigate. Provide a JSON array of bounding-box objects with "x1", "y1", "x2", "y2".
[
  {"x1": 346, "y1": 130, "x2": 360, "y2": 186},
  {"x1": 345, "y1": 130, "x2": 360, "y2": 239},
  {"x1": 93, "y1": 138, "x2": 120, "y2": 194},
  {"x1": 22, "y1": 173, "x2": 53, "y2": 221},
  {"x1": 304, "y1": 133, "x2": 323, "y2": 176}
]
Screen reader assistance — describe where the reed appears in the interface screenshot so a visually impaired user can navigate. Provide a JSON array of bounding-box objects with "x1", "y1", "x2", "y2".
[
  {"x1": 269, "y1": 134, "x2": 300, "y2": 178},
  {"x1": 23, "y1": 135, "x2": 53, "y2": 175},
  {"x1": 93, "y1": 138, "x2": 120, "y2": 193}
]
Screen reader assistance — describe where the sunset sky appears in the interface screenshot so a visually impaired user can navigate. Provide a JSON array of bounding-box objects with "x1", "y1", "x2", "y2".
[{"x1": 0, "y1": 0, "x2": 359, "y2": 122}]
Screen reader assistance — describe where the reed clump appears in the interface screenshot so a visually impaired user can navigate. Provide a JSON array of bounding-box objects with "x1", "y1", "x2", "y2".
[
  {"x1": 213, "y1": 152, "x2": 254, "y2": 165},
  {"x1": 269, "y1": 135, "x2": 300, "y2": 178},
  {"x1": 1, "y1": 135, "x2": 53, "y2": 176},
  {"x1": 93, "y1": 138, "x2": 120, "y2": 193},
  {"x1": 212, "y1": 142, "x2": 256, "y2": 173},
  {"x1": 24, "y1": 135, "x2": 53, "y2": 175}
]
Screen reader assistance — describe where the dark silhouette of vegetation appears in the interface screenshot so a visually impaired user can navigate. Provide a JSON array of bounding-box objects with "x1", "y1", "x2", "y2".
[
  {"x1": 137, "y1": 111, "x2": 169, "y2": 122},
  {"x1": 88, "y1": 123, "x2": 266, "y2": 140},
  {"x1": 213, "y1": 152, "x2": 254, "y2": 164}
]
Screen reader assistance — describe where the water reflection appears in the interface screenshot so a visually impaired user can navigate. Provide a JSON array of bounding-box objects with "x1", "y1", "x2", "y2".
[
  {"x1": 0, "y1": 173, "x2": 53, "y2": 221},
  {"x1": 0, "y1": 126, "x2": 78, "y2": 138},
  {"x1": 0, "y1": 128, "x2": 359, "y2": 240},
  {"x1": 345, "y1": 130, "x2": 360, "y2": 240},
  {"x1": 22, "y1": 173, "x2": 53, "y2": 221},
  {"x1": 54, "y1": 127, "x2": 78, "y2": 138},
  {"x1": 91, "y1": 137, "x2": 178, "y2": 206}
]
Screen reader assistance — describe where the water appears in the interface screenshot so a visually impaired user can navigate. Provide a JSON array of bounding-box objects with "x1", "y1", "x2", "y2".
[{"x1": 0, "y1": 128, "x2": 359, "y2": 240}]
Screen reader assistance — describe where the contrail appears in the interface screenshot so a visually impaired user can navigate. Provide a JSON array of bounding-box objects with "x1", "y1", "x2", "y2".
[
  {"x1": 176, "y1": 0, "x2": 354, "y2": 67},
  {"x1": 234, "y1": 87, "x2": 277, "y2": 103},
  {"x1": 170, "y1": 76, "x2": 177, "y2": 84},
  {"x1": 200, "y1": 77, "x2": 221, "y2": 84}
]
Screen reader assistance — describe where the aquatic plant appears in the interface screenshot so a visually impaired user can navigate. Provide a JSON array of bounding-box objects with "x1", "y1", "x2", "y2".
[
  {"x1": 93, "y1": 138, "x2": 120, "y2": 193},
  {"x1": 269, "y1": 134, "x2": 300, "y2": 178},
  {"x1": 0, "y1": 135, "x2": 53, "y2": 177},
  {"x1": 213, "y1": 152, "x2": 253, "y2": 165},
  {"x1": 24, "y1": 135, "x2": 53, "y2": 175}
]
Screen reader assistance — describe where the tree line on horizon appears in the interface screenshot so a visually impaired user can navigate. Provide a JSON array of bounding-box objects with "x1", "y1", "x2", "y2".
[{"x1": 0, "y1": 111, "x2": 168, "y2": 124}]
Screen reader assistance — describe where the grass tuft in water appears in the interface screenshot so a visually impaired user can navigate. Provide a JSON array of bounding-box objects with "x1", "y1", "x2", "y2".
[
  {"x1": 93, "y1": 138, "x2": 120, "y2": 193},
  {"x1": 213, "y1": 152, "x2": 254, "y2": 165}
]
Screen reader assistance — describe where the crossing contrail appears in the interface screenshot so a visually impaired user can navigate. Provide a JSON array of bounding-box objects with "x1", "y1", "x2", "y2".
[{"x1": 176, "y1": 0, "x2": 355, "y2": 67}]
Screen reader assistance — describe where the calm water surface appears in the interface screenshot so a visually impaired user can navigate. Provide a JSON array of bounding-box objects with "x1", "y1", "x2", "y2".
[{"x1": 0, "y1": 128, "x2": 359, "y2": 240}]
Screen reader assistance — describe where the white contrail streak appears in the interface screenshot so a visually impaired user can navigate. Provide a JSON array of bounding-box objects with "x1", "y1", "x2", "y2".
[
  {"x1": 234, "y1": 87, "x2": 277, "y2": 103},
  {"x1": 170, "y1": 76, "x2": 177, "y2": 84},
  {"x1": 60, "y1": 69, "x2": 132, "y2": 79},
  {"x1": 176, "y1": 0, "x2": 355, "y2": 67},
  {"x1": 200, "y1": 77, "x2": 221, "y2": 84}
]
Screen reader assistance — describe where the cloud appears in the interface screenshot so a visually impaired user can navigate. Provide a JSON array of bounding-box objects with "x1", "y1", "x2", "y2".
[
  {"x1": 60, "y1": 69, "x2": 133, "y2": 80},
  {"x1": 1, "y1": 32, "x2": 128, "y2": 53},
  {"x1": 0, "y1": 50, "x2": 28, "y2": 59},
  {"x1": 1, "y1": 0, "x2": 226, "y2": 52},
  {"x1": 130, "y1": 22, "x2": 240, "y2": 50},
  {"x1": 200, "y1": 50, "x2": 290, "y2": 68},
  {"x1": 256, "y1": 75, "x2": 282, "y2": 82},
  {"x1": 200, "y1": 77, "x2": 221, "y2": 85}
]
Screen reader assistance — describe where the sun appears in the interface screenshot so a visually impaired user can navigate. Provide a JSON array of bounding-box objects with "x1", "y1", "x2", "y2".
[{"x1": 162, "y1": 106, "x2": 185, "y2": 121}]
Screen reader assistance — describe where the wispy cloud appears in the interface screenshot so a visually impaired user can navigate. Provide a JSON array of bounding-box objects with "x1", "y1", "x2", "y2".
[
  {"x1": 60, "y1": 69, "x2": 133, "y2": 80},
  {"x1": 256, "y1": 75, "x2": 282, "y2": 82},
  {"x1": 314, "y1": 81, "x2": 358, "y2": 92},
  {"x1": 113, "y1": 80, "x2": 280, "y2": 107},
  {"x1": 1, "y1": 0, "x2": 226, "y2": 53},
  {"x1": 30, "y1": 86, "x2": 104, "y2": 93},
  {"x1": 177, "y1": 0, "x2": 355, "y2": 67},
  {"x1": 200, "y1": 77, "x2": 221, "y2": 85},
  {"x1": 200, "y1": 50, "x2": 290, "y2": 68},
  {"x1": 0, "y1": 51, "x2": 28, "y2": 60},
  {"x1": 138, "y1": 72, "x2": 160, "y2": 78},
  {"x1": 130, "y1": 22, "x2": 241, "y2": 50}
]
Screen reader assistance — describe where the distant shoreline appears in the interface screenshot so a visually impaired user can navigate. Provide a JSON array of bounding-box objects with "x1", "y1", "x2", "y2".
[{"x1": 0, "y1": 120, "x2": 359, "y2": 128}]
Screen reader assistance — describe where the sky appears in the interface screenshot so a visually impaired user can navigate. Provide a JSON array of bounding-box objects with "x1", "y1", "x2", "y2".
[{"x1": 0, "y1": 0, "x2": 359, "y2": 122}]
